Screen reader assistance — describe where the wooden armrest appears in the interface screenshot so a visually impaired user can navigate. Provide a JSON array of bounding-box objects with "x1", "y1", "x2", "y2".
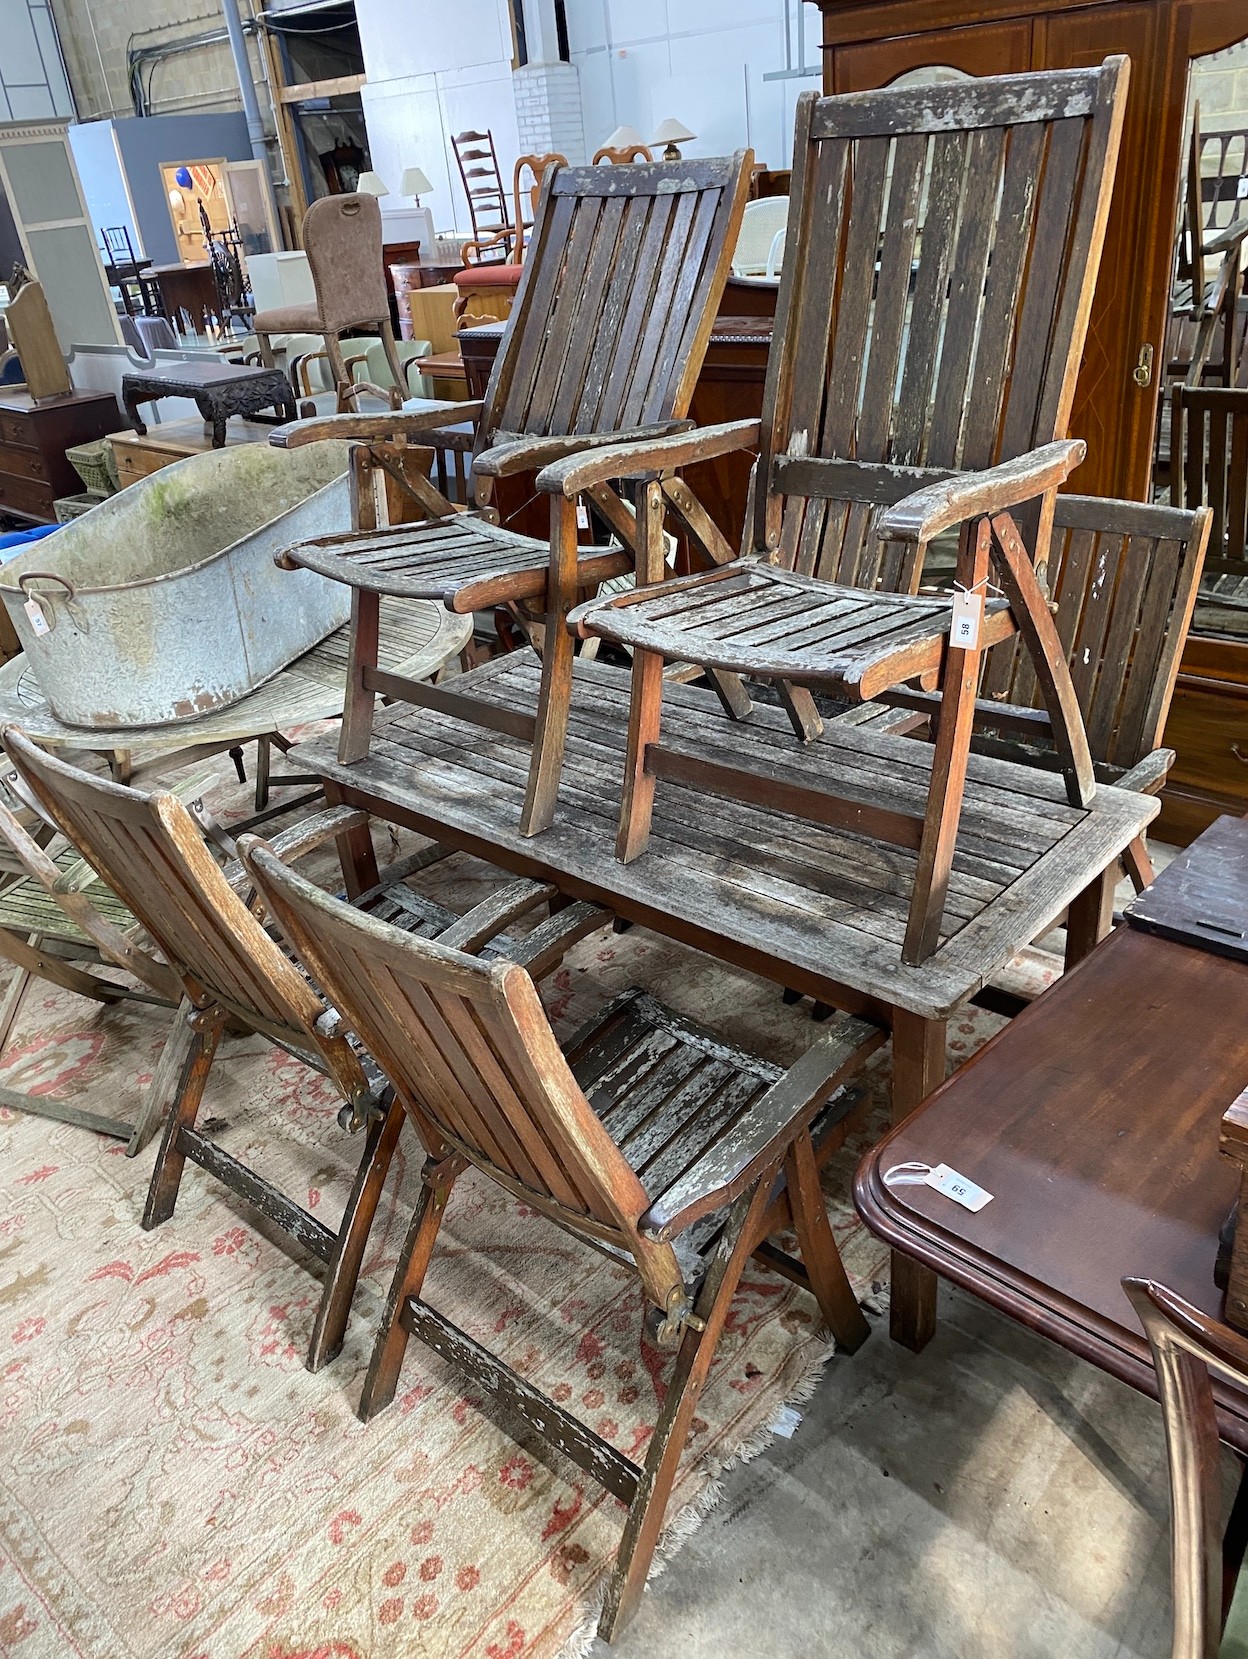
[
  {"x1": 245, "y1": 806, "x2": 369, "y2": 867},
  {"x1": 435, "y1": 878, "x2": 559, "y2": 953},
  {"x1": 1115, "y1": 748, "x2": 1175, "y2": 795},
  {"x1": 878, "y1": 440, "x2": 1086, "y2": 544},
  {"x1": 641, "y1": 1014, "x2": 885, "y2": 1241},
  {"x1": 474, "y1": 421, "x2": 692, "y2": 481},
  {"x1": 536, "y1": 419, "x2": 762, "y2": 498},
  {"x1": 503, "y1": 900, "x2": 606, "y2": 979},
  {"x1": 462, "y1": 229, "x2": 516, "y2": 265},
  {"x1": 1205, "y1": 217, "x2": 1248, "y2": 257},
  {"x1": 269, "y1": 401, "x2": 485, "y2": 449}
]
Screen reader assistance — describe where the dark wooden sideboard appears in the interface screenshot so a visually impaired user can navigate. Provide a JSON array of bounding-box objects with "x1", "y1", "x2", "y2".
[{"x1": 0, "y1": 390, "x2": 125, "y2": 524}]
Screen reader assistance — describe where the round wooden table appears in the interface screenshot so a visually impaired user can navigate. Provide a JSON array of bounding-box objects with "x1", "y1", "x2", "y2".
[{"x1": 0, "y1": 597, "x2": 471, "y2": 810}]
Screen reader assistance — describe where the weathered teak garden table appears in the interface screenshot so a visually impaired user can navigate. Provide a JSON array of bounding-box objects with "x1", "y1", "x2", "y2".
[{"x1": 290, "y1": 652, "x2": 1158, "y2": 1349}]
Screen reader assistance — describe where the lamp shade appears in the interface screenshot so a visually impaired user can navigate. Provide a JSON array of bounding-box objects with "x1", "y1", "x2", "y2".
[
  {"x1": 399, "y1": 166, "x2": 433, "y2": 197},
  {"x1": 651, "y1": 118, "x2": 696, "y2": 146},
  {"x1": 603, "y1": 124, "x2": 645, "y2": 150},
  {"x1": 356, "y1": 171, "x2": 389, "y2": 197}
]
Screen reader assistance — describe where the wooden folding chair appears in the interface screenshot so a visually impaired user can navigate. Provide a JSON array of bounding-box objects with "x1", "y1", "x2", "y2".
[
  {"x1": 835, "y1": 494, "x2": 1212, "y2": 894},
  {"x1": 1124, "y1": 1279, "x2": 1248, "y2": 1659},
  {"x1": 561, "y1": 60, "x2": 1129, "y2": 965},
  {"x1": 1173, "y1": 386, "x2": 1248, "y2": 611},
  {"x1": 0, "y1": 784, "x2": 182, "y2": 1156},
  {"x1": 242, "y1": 837, "x2": 883, "y2": 1642},
  {"x1": 268, "y1": 150, "x2": 752, "y2": 833},
  {"x1": 2, "y1": 725, "x2": 603, "y2": 1370}
]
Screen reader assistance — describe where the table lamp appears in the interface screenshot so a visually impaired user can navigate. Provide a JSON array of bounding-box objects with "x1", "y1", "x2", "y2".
[
  {"x1": 602, "y1": 124, "x2": 645, "y2": 152},
  {"x1": 356, "y1": 171, "x2": 390, "y2": 197},
  {"x1": 400, "y1": 166, "x2": 433, "y2": 207},
  {"x1": 652, "y1": 118, "x2": 696, "y2": 161}
]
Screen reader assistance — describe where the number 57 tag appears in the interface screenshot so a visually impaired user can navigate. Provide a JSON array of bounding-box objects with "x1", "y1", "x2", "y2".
[{"x1": 950, "y1": 588, "x2": 983, "y2": 650}]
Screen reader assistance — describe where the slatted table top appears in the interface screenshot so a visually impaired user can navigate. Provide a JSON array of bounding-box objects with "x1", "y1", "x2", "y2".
[{"x1": 291, "y1": 654, "x2": 1157, "y2": 1021}]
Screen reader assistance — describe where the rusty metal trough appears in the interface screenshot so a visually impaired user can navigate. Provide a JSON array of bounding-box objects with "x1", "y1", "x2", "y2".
[{"x1": 0, "y1": 443, "x2": 351, "y2": 728}]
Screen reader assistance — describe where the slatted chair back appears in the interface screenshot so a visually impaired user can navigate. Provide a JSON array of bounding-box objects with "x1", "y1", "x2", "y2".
[
  {"x1": 2, "y1": 728, "x2": 327, "y2": 1051},
  {"x1": 245, "y1": 843, "x2": 688, "y2": 1311},
  {"x1": 480, "y1": 153, "x2": 751, "y2": 449},
  {"x1": 979, "y1": 494, "x2": 1211, "y2": 774},
  {"x1": 1123, "y1": 1278, "x2": 1248, "y2": 1659},
  {"x1": 452, "y1": 129, "x2": 511, "y2": 245},
  {"x1": 756, "y1": 59, "x2": 1128, "y2": 592},
  {"x1": 1172, "y1": 384, "x2": 1248, "y2": 578}
]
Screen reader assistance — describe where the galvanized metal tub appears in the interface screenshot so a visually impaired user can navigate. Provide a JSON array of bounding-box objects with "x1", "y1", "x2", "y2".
[{"x1": 0, "y1": 442, "x2": 351, "y2": 729}]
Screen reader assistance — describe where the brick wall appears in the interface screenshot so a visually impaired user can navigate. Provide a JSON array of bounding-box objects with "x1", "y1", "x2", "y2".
[{"x1": 513, "y1": 61, "x2": 584, "y2": 163}]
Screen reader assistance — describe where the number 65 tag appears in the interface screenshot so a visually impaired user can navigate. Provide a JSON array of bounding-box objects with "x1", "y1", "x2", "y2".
[{"x1": 950, "y1": 588, "x2": 983, "y2": 650}]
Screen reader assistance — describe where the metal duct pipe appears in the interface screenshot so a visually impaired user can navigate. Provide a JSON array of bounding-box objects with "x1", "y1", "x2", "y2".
[{"x1": 219, "y1": 0, "x2": 269, "y2": 171}]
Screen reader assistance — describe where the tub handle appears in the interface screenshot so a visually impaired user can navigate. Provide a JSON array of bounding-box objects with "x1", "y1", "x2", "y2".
[{"x1": 17, "y1": 571, "x2": 76, "y2": 602}]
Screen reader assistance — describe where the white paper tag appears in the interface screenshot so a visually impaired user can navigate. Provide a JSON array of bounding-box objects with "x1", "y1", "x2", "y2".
[
  {"x1": 576, "y1": 501, "x2": 590, "y2": 530},
  {"x1": 23, "y1": 597, "x2": 50, "y2": 637},
  {"x1": 926, "y1": 1162, "x2": 993, "y2": 1213},
  {"x1": 1238, "y1": 176, "x2": 1248, "y2": 199},
  {"x1": 770, "y1": 1405, "x2": 802, "y2": 1439},
  {"x1": 950, "y1": 588, "x2": 983, "y2": 650}
]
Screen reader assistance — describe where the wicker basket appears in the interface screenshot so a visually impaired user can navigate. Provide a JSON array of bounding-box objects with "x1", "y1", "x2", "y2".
[{"x1": 64, "y1": 440, "x2": 119, "y2": 497}]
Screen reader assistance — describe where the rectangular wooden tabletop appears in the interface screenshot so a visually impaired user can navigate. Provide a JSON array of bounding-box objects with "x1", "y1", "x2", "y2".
[
  {"x1": 291, "y1": 654, "x2": 1155, "y2": 1022},
  {"x1": 854, "y1": 923, "x2": 1248, "y2": 1447}
]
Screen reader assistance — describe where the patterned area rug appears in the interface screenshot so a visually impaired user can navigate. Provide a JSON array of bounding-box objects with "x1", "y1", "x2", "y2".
[{"x1": 0, "y1": 763, "x2": 1059, "y2": 1659}]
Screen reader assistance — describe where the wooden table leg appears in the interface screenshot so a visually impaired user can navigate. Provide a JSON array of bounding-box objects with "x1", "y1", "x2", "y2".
[
  {"x1": 1065, "y1": 863, "x2": 1116, "y2": 970},
  {"x1": 889, "y1": 1007, "x2": 946, "y2": 1352},
  {"x1": 327, "y1": 781, "x2": 380, "y2": 898}
]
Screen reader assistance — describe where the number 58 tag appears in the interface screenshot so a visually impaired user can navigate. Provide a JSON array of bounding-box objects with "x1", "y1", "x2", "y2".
[{"x1": 950, "y1": 588, "x2": 983, "y2": 650}]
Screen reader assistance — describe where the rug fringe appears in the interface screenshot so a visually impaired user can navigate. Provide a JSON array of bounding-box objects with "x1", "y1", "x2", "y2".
[{"x1": 554, "y1": 1330, "x2": 841, "y2": 1650}]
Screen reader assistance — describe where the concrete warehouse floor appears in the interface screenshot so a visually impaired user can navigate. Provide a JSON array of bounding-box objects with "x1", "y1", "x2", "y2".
[{"x1": 610, "y1": 1282, "x2": 1183, "y2": 1658}]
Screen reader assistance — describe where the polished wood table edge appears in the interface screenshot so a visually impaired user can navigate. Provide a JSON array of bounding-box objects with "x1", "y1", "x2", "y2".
[{"x1": 851, "y1": 930, "x2": 1248, "y2": 1453}]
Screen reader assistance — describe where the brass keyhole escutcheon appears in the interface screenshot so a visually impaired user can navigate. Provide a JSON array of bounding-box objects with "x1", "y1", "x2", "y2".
[{"x1": 1132, "y1": 343, "x2": 1154, "y2": 388}]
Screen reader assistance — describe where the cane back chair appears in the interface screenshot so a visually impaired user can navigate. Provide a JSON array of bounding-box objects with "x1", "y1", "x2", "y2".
[
  {"x1": 559, "y1": 60, "x2": 1130, "y2": 964},
  {"x1": 1125, "y1": 1279, "x2": 1248, "y2": 1659},
  {"x1": 2, "y1": 725, "x2": 602, "y2": 1370},
  {"x1": 242, "y1": 837, "x2": 882, "y2": 1641},
  {"x1": 272, "y1": 151, "x2": 752, "y2": 836}
]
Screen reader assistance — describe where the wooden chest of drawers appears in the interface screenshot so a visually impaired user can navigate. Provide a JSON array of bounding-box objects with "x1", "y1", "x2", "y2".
[
  {"x1": 0, "y1": 391, "x2": 126, "y2": 524},
  {"x1": 1158, "y1": 634, "x2": 1248, "y2": 845}
]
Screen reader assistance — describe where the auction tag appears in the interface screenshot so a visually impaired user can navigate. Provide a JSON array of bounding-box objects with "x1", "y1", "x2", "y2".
[
  {"x1": 950, "y1": 588, "x2": 983, "y2": 650},
  {"x1": 576, "y1": 501, "x2": 590, "y2": 530},
  {"x1": 22, "y1": 598, "x2": 50, "y2": 637},
  {"x1": 926, "y1": 1162, "x2": 993, "y2": 1213}
]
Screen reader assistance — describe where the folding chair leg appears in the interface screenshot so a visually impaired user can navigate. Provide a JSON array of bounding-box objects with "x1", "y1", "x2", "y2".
[
  {"x1": 521, "y1": 496, "x2": 580, "y2": 837},
  {"x1": 599, "y1": 1181, "x2": 771, "y2": 1642},
  {"x1": 616, "y1": 646, "x2": 663, "y2": 864},
  {"x1": 783, "y1": 1130, "x2": 869, "y2": 1352},
  {"x1": 306, "y1": 1095, "x2": 406, "y2": 1372},
  {"x1": 126, "y1": 995, "x2": 197, "y2": 1157},
  {"x1": 141, "y1": 1007, "x2": 225, "y2": 1230},
  {"x1": 340, "y1": 588, "x2": 380, "y2": 765},
  {"x1": 903, "y1": 520, "x2": 990, "y2": 966},
  {"x1": 357, "y1": 1160, "x2": 459, "y2": 1421},
  {"x1": 0, "y1": 959, "x2": 32, "y2": 1052},
  {"x1": 1122, "y1": 834, "x2": 1154, "y2": 893}
]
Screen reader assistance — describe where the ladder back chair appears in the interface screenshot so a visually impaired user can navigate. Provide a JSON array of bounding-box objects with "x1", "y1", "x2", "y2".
[
  {"x1": 838, "y1": 493, "x2": 1211, "y2": 892},
  {"x1": 2, "y1": 725, "x2": 603, "y2": 1370},
  {"x1": 241, "y1": 838, "x2": 883, "y2": 1642},
  {"x1": 452, "y1": 129, "x2": 513, "y2": 254},
  {"x1": 561, "y1": 59, "x2": 1130, "y2": 964},
  {"x1": 271, "y1": 151, "x2": 753, "y2": 835},
  {"x1": 1124, "y1": 1278, "x2": 1248, "y2": 1659}
]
